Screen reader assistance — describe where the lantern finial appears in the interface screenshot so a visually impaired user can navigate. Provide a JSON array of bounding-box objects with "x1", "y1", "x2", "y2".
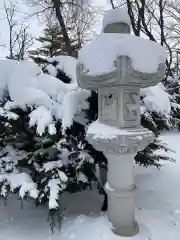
[{"x1": 102, "y1": 7, "x2": 131, "y2": 34}]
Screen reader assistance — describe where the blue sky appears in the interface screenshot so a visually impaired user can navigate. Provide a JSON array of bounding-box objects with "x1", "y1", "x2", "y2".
[{"x1": 0, "y1": 0, "x2": 111, "y2": 57}]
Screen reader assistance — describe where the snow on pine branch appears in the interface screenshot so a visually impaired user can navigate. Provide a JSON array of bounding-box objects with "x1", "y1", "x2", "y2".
[
  {"x1": 50, "y1": 56, "x2": 78, "y2": 83},
  {"x1": 0, "y1": 145, "x2": 30, "y2": 173},
  {"x1": 29, "y1": 106, "x2": 55, "y2": 136},
  {"x1": 48, "y1": 171, "x2": 68, "y2": 210},
  {"x1": 0, "y1": 145, "x2": 38, "y2": 199},
  {"x1": 141, "y1": 83, "x2": 171, "y2": 116},
  {"x1": 0, "y1": 57, "x2": 90, "y2": 135},
  {"x1": 62, "y1": 89, "x2": 90, "y2": 131},
  {"x1": 0, "y1": 107, "x2": 19, "y2": 120},
  {"x1": 0, "y1": 172, "x2": 38, "y2": 199},
  {"x1": 48, "y1": 179, "x2": 60, "y2": 209},
  {"x1": 43, "y1": 160, "x2": 63, "y2": 172}
]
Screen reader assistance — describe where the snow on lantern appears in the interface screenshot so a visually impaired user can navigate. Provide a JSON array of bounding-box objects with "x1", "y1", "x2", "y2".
[{"x1": 77, "y1": 7, "x2": 166, "y2": 237}]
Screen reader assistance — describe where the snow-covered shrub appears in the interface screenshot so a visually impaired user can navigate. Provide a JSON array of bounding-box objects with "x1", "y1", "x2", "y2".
[
  {"x1": 0, "y1": 58, "x2": 99, "y2": 228},
  {"x1": 0, "y1": 56, "x2": 176, "y2": 229},
  {"x1": 165, "y1": 76, "x2": 180, "y2": 130}
]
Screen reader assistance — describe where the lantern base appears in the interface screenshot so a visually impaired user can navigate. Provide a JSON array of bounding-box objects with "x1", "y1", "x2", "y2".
[{"x1": 112, "y1": 220, "x2": 139, "y2": 237}]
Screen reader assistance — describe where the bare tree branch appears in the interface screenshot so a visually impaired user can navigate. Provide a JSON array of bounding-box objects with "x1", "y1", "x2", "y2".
[
  {"x1": 4, "y1": 0, "x2": 34, "y2": 60},
  {"x1": 25, "y1": 0, "x2": 99, "y2": 57}
]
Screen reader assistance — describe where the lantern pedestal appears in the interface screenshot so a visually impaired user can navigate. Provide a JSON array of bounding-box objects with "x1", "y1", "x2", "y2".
[
  {"x1": 87, "y1": 126, "x2": 154, "y2": 236},
  {"x1": 105, "y1": 152, "x2": 138, "y2": 237}
]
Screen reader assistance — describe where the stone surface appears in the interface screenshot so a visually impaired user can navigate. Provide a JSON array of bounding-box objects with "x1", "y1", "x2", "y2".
[
  {"x1": 103, "y1": 22, "x2": 130, "y2": 34},
  {"x1": 77, "y1": 56, "x2": 166, "y2": 90},
  {"x1": 87, "y1": 126, "x2": 154, "y2": 154},
  {"x1": 77, "y1": 7, "x2": 166, "y2": 238}
]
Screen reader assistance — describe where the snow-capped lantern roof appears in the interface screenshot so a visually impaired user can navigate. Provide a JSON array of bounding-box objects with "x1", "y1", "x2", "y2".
[{"x1": 77, "y1": 7, "x2": 166, "y2": 90}]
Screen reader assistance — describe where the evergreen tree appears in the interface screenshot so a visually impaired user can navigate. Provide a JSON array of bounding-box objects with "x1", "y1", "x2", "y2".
[
  {"x1": 29, "y1": 22, "x2": 79, "y2": 58},
  {"x1": 165, "y1": 76, "x2": 180, "y2": 130}
]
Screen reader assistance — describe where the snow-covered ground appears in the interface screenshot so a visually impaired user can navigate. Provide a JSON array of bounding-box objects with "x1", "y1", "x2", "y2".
[{"x1": 1, "y1": 132, "x2": 180, "y2": 240}]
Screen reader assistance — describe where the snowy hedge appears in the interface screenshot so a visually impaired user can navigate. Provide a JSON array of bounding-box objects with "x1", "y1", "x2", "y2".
[{"x1": 0, "y1": 56, "x2": 176, "y2": 229}]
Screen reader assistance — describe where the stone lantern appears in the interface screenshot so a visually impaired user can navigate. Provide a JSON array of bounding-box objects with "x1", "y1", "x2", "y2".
[{"x1": 77, "y1": 7, "x2": 166, "y2": 237}]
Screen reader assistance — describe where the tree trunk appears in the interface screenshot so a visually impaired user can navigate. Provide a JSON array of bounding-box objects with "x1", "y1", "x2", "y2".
[
  {"x1": 9, "y1": 27, "x2": 13, "y2": 59},
  {"x1": 109, "y1": 0, "x2": 115, "y2": 9},
  {"x1": 52, "y1": 0, "x2": 73, "y2": 56}
]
